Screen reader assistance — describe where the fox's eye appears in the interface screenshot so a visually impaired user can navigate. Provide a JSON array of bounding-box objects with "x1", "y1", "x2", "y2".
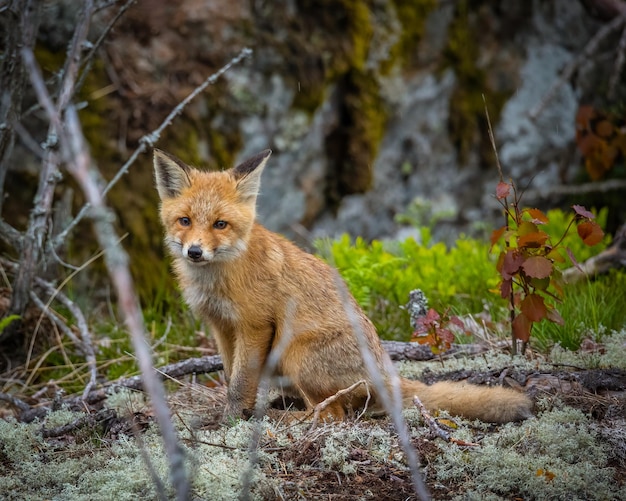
[
  {"x1": 179, "y1": 217, "x2": 191, "y2": 227},
  {"x1": 213, "y1": 220, "x2": 228, "y2": 230}
]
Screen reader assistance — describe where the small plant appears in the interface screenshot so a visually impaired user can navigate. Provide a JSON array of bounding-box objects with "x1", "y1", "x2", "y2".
[
  {"x1": 490, "y1": 179, "x2": 604, "y2": 354},
  {"x1": 411, "y1": 307, "x2": 464, "y2": 360}
]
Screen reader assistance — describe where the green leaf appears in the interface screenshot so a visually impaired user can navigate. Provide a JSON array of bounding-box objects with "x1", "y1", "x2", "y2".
[{"x1": 0, "y1": 314, "x2": 20, "y2": 332}]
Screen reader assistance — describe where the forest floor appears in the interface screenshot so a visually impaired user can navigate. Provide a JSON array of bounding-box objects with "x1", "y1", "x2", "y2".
[{"x1": 1, "y1": 331, "x2": 625, "y2": 500}]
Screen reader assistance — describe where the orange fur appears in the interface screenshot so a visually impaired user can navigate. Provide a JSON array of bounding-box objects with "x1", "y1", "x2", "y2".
[{"x1": 153, "y1": 149, "x2": 533, "y2": 423}]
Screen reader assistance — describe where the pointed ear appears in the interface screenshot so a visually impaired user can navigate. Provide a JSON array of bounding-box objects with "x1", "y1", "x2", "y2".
[
  {"x1": 232, "y1": 149, "x2": 272, "y2": 201},
  {"x1": 153, "y1": 149, "x2": 192, "y2": 199}
]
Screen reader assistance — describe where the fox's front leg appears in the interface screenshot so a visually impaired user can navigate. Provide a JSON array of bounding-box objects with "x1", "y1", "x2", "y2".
[{"x1": 222, "y1": 329, "x2": 273, "y2": 422}]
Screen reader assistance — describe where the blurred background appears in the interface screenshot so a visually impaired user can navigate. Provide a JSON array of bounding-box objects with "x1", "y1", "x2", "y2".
[{"x1": 2, "y1": 0, "x2": 625, "y2": 316}]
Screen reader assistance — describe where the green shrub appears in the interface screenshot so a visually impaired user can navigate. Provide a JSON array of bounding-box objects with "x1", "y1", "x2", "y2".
[{"x1": 316, "y1": 209, "x2": 610, "y2": 343}]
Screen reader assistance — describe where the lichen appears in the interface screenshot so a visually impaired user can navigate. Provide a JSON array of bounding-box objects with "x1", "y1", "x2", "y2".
[{"x1": 433, "y1": 406, "x2": 620, "y2": 500}]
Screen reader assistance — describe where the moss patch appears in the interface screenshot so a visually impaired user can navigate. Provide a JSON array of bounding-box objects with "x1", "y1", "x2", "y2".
[{"x1": 442, "y1": 0, "x2": 519, "y2": 166}]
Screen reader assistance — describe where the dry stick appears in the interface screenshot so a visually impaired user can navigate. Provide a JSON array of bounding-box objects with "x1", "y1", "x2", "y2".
[
  {"x1": 71, "y1": 105, "x2": 190, "y2": 501},
  {"x1": 31, "y1": 280, "x2": 98, "y2": 398},
  {"x1": 309, "y1": 380, "x2": 369, "y2": 430},
  {"x1": 335, "y1": 275, "x2": 430, "y2": 501},
  {"x1": 51, "y1": 46, "x2": 253, "y2": 251},
  {"x1": 6, "y1": 0, "x2": 95, "y2": 334},
  {"x1": 0, "y1": 255, "x2": 100, "y2": 397},
  {"x1": 0, "y1": 391, "x2": 31, "y2": 412},
  {"x1": 529, "y1": 13, "x2": 626, "y2": 120},
  {"x1": 483, "y1": 95, "x2": 518, "y2": 356},
  {"x1": 23, "y1": 53, "x2": 189, "y2": 501},
  {"x1": 412, "y1": 396, "x2": 479, "y2": 447}
]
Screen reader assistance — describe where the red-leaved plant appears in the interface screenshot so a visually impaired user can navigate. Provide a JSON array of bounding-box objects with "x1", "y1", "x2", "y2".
[
  {"x1": 412, "y1": 307, "x2": 464, "y2": 362},
  {"x1": 491, "y1": 180, "x2": 604, "y2": 355}
]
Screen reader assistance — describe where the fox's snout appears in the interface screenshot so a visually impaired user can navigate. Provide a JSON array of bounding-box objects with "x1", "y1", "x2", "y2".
[{"x1": 187, "y1": 245, "x2": 204, "y2": 261}]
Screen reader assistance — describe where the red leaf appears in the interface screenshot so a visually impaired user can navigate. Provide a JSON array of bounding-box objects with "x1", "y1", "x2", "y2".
[
  {"x1": 518, "y1": 231, "x2": 549, "y2": 248},
  {"x1": 521, "y1": 256, "x2": 553, "y2": 279},
  {"x1": 496, "y1": 182, "x2": 511, "y2": 199},
  {"x1": 502, "y1": 250, "x2": 524, "y2": 279},
  {"x1": 425, "y1": 308, "x2": 440, "y2": 323},
  {"x1": 546, "y1": 307, "x2": 565, "y2": 326},
  {"x1": 520, "y1": 293, "x2": 547, "y2": 322},
  {"x1": 490, "y1": 226, "x2": 506, "y2": 249},
  {"x1": 500, "y1": 278, "x2": 512, "y2": 299},
  {"x1": 525, "y1": 208, "x2": 548, "y2": 224},
  {"x1": 439, "y1": 329, "x2": 454, "y2": 344},
  {"x1": 512, "y1": 313, "x2": 532, "y2": 342},
  {"x1": 577, "y1": 221, "x2": 604, "y2": 246},
  {"x1": 572, "y1": 205, "x2": 595, "y2": 220}
]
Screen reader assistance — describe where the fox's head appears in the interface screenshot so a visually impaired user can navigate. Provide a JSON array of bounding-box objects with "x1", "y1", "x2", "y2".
[{"x1": 153, "y1": 149, "x2": 271, "y2": 264}]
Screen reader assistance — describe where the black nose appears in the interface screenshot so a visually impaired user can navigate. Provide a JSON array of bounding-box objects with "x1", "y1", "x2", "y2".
[{"x1": 187, "y1": 245, "x2": 203, "y2": 260}]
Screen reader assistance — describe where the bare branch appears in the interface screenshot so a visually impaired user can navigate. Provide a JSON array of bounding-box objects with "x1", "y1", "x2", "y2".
[
  {"x1": 62, "y1": 104, "x2": 190, "y2": 501},
  {"x1": 51, "y1": 46, "x2": 253, "y2": 251},
  {"x1": 31, "y1": 279, "x2": 98, "y2": 398},
  {"x1": 24, "y1": 34, "x2": 190, "y2": 497},
  {"x1": 335, "y1": 274, "x2": 430, "y2": 501},
  {"x1": 0, "y1": 219, "x2": 22, "y2": 251},
  {"x1": 0, "y1": 391, "x2": 31, "y2": 412}
]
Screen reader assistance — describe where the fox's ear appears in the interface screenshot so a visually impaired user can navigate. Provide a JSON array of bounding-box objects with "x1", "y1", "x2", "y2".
[
  {"x1": 153, "y1": 149, "x2": 192, "y2": 199},
  {"x1": 232, "y1": 149, "x2": 271, "y2": 201}
]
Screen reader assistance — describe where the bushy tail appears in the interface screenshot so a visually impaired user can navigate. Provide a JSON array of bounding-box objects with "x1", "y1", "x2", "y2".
[{"x1": 400, "y1": 378, "x2": 533, "y2": 423}]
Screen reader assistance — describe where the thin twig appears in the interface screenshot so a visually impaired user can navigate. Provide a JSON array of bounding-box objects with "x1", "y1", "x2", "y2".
[
  {"x1": 240, "y1": 299, "x2": 296, "y2": 501},
  {"x1": 51, "y1": 46, "x2": 253, "y2": 251},
  {"x1": 608, "y1": 21, "x2": 626, "y2": 99},
  {"x1": 309, "y1": 380, "x2": 369, "y2": 430},
  {"x1": 31, "y1": 279, "x2": 98, "y2": 398},
  {"x1": 24, "y1": 43, "x2": 190, "y2": 499},
  {"x1": 482, "y1": 94, "x2": 504, "y2": 182},
  {"x1": 412, "y1": 396, "x2": 479, "y2": 447},
  {"x1": 335, "y1": 274, "x2": 430, "y2": 501}
]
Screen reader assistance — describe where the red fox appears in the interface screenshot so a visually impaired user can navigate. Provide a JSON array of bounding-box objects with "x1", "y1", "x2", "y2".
[{"x1": 153, "y1": 148, "x2": 533, "y2": 423}]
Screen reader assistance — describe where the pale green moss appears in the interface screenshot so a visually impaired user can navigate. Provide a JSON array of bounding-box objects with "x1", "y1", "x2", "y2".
[
  {"x1": 549, "y1": 328, "x2": 626, "y2": 370},
  {"x1": 434, "y1": 407, "x2": 619, "y2": 501}
]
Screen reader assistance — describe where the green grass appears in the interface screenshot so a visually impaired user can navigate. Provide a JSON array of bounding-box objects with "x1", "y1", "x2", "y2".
[{"x1": 531, "y1": 271, "x2": 626, "y2": 352}]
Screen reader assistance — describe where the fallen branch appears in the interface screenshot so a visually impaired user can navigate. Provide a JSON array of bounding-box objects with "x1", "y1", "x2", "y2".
[
  {"x1": 412, "y1": 395, "x2": 479, "y2": 447},
  {"x1": 381, "y1": 340, "x2": 488, "y2": 361},
  {"x1": 0, "y1": 391, "x2": 31, "y2": 412},
  {"x1": 40, "y1": 408, "x2": 115, "y2": 438}
]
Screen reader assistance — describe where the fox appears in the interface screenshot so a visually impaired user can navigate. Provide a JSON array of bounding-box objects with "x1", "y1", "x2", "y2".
[{"x1": 153, "y1": 148, "x2": 533, "y2": 424}]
